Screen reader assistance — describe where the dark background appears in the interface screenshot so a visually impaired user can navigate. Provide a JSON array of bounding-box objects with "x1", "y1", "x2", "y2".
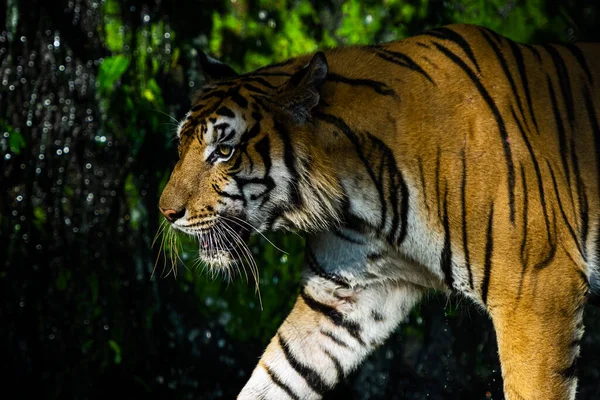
[{"x1": 1, "y1": 0, "x2": 599, "y2": 399}]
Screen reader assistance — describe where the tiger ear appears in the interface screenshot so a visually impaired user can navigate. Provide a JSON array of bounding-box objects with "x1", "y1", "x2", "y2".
[
  {"x1": 275, "y1": 52, "x2": 328, "y2": 123},
  {"x1": 198, "y1": 51, "x2": 239, "y2": 83}
]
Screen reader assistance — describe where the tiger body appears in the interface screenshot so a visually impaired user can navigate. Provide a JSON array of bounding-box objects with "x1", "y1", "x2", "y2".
[{"x1": 159, "y1": 24, "x2": 600, "y2": 399}]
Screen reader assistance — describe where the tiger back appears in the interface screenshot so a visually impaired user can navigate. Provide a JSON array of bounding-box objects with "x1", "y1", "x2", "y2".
[{"x1": 159, "y1": 24, "x2": 600, "y2": 400}]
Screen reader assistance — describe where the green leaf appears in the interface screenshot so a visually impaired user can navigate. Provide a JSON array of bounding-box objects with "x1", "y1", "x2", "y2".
[
  {"x1": 8, "y1": 130, "x2": 25, "y2": 154},
  {"x1": 33, "y1": 206, "x2": 47, "y2": 231},
  {"x1": 108, "y1": 340, "x2": 122, "y2": 364},
  {"x1": 105, "y1": 19, "x2": 124, "y2": 52},
  {"x1": 98, "y1": 55, "x2": 130, "y2": 95}
]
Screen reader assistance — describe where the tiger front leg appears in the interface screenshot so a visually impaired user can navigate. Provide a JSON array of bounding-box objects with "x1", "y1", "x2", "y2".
[
  {"x1": 489, "y1": 255, "x2": 589, "y2": 400},
  {"x1": 238, "y1": 274, "x2": 424, "y2": 399}
]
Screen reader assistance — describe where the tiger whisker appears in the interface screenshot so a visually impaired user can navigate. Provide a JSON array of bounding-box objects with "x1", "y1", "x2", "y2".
[
  {"x1": 221, "y1": 215, "x2": 289, "y2": 255},
  {"x1": 215, "y1": 223, "x2": 247, "y2": 283},
  {"x1": 219, "y1": 221, "x2": 262, "y2": 310}
]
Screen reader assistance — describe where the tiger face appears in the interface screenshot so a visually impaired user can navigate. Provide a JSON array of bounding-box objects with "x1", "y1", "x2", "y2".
[{"x1": 159, "y1": 52, "x2": 342, "y2": 268}]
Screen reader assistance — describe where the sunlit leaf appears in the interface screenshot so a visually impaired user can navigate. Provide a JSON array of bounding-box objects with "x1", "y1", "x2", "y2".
[{"x1": 98, "y1": 55, "x2": 130, "y2": 94}]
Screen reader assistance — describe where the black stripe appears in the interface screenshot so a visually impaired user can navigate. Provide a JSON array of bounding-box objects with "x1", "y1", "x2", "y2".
[
  {"x1": 556, "y1": 43, "x2": 594, "y2": 84},
  {"x1": 547, "y1": 75, "x2": 573, "y2": 195},
  {"x1": 332, "y1": 228, "x2": 365, "y2": 245},
  {"x1": 559, "y1": 357, "x2": 579, "y2": 381},
  {"x1": 507, "y1": 40, "x2": 539, "y2": 134},
  {"x1": 523, "y1": 44, "x2": 542, "y2": 62},
  {"x1": 481, "y1": 30, "x2": 528, "y2": 136},
  {"x1": 320, "y1": 329, "x2": 349, "y2": 348},
  {"x1": 215, "y1": 106, "x2": 235, "y2": 118},
  {"x1": 314, "y1": 112, "x2": 387, "y2": 234},
  {"x1": 516, "y1": 164, "x2": 529, "y2": 302},
  {"x1": 519, "y1": 164, "x2": 529, "y2": 266},
  {"x1": 243, "y1": 83, "x2": 270, "y2": 96},
  {"x1": 263, "y1": 363, "x2": 301, "y2": 400},
  {"x1": 543, "y1": 45, "x2": 576, "y2": 129},
  {"x1": 250, "y1": 58, "x2": 296, "y2": 74},
  {"x1": 328, "y1": 73, "x2": 398, "y2": 97},
  {"x1": 306, "y1": 250, "x2": 350, "y2": 288},
  {"x1": 571, "y1": 140, "x2": 589, "y2": 260},
  {"x1": 433, "y1": 41, "x2": 515, "y2": 224},
  {"x1": 535, "y1": 210, "x2": 558, "y2": 270},
  {"x1": 510, "y1": 106, "x2": 552, "y2": 254},
  {"x1": 274, "y1": 121, "x2": 302, "y2": 207},
  {"x1": 299, "y1": 288, "x2": 365, "y2": 346},
  {"x1": 278, "y1": 334, "x2": 330, "y2": 394},
  {"x1": 366, "y1": 132, "x2": 408, "y2": 243},
  {"x1": 254, "y1": 134, "x2": 271, "y2": 172},
  {"x1": 547, "y1": 161, "x2": 584, "y2": 257},
  {"x1": 322, "y1": 348, "x2": 344, "y2": 382},
  {"x1": 424, "y1": 27, "x2": 481, "y2": 72},
  {"x1": 240, "y1": 76, "x2": 281, "y2": 89},
  {"x1": 441, "y1": 187, "x2": 454, "y2": 289},
  {"x1": 230, "y1": 91, "x2": 249, "y2": 108},
  {"x1": 481, "y1": 27, "x2": 503, "y2": 45},
  {"x1": 212, "y1": 183, "x2": 245, "y2": 204},
  {"x1": 460, "y1": 149, "x2": 474, "y2": 289},
  {"x1": 416, "y1": 157, "x2": 430, "y2": 213},
  {"x1": 374, "y1": 49, "x2": 435, "y2": 84},
  {"x1": 435, "y1": 147, "x2": 442, "y2": 221},
  {"x1": 481, "y1": 204, "x2": 495, "y2": 305},
  {"x1": 371, "y1": 309, "x2": 385, "y2": 321}
]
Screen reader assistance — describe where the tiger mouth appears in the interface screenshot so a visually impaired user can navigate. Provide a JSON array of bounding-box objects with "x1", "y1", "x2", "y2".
[
  {"x1": 197, "y1": 223, "x2": 251, "y2": 253},
  {"x1": 183, "y1": 220, "x2": 252, "y2": 267}
]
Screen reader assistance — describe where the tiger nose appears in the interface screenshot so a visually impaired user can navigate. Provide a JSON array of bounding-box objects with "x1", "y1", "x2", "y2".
[{"x1": 160, "y1": 207, "x2": 186, "y2": 222}]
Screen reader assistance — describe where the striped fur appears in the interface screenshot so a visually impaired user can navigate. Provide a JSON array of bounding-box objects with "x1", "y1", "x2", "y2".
[{"x1": 159, "y1": 24, "x2": 600, "y2": 399}]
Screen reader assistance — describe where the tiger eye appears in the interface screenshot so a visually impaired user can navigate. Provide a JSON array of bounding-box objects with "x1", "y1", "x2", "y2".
[{"x1": 218, "y1": 144, "x2": 232, "y2": 157}]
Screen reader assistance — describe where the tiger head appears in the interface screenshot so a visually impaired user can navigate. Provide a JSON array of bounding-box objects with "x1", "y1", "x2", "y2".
[{"x1": 159, "y1": 52, "x2": 343, "y2": 269}]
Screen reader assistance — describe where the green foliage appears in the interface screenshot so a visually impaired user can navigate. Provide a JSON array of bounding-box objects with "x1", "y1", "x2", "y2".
[
  {"x1": 445, "y1": 0, "x2": 552, "y2": 42},
  {"x1": 0, "y1": 119, "x2": 25, "y2": 154},
  {"x1": 97, "y1": 55, "x2": 130, "y2": 95},
  {"x1": 108, "y1": 340, "x2": 122, "y2": 364}
]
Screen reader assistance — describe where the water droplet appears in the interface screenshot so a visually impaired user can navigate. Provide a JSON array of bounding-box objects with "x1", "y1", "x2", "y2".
[
  {"x1": 85, "y1": 163, "x2": 92, "y2": 169},
  {"x1": 16, "y1": 195, "x2": 23, "y2": 202},
  {"x1": 20, "y1": 36, "x2": 26, "y2": 42},
  {"x1": 5, "y1": 154, "x2": 11, "y2": 160},
  {"x1": 103, "y1": 324, "x2": 109, "y2": 330},
  {"x1": 143, "y1": 15, "x2": 150, "y2": 22}
]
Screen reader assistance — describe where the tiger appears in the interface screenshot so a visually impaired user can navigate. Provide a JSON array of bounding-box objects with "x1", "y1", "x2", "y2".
[{"x1": 158, "y1": 23, "x2": 600, "y2": 399}]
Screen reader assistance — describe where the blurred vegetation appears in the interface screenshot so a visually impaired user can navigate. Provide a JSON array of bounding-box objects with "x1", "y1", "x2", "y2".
[{"x1": 1, "y1": 0, "x2": 599, "y2": 399}]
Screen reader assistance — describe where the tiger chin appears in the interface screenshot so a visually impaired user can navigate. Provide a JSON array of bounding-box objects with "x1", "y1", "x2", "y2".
[{"x1": 159, "y1": 24, "x2": 600, "y2": 400}]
